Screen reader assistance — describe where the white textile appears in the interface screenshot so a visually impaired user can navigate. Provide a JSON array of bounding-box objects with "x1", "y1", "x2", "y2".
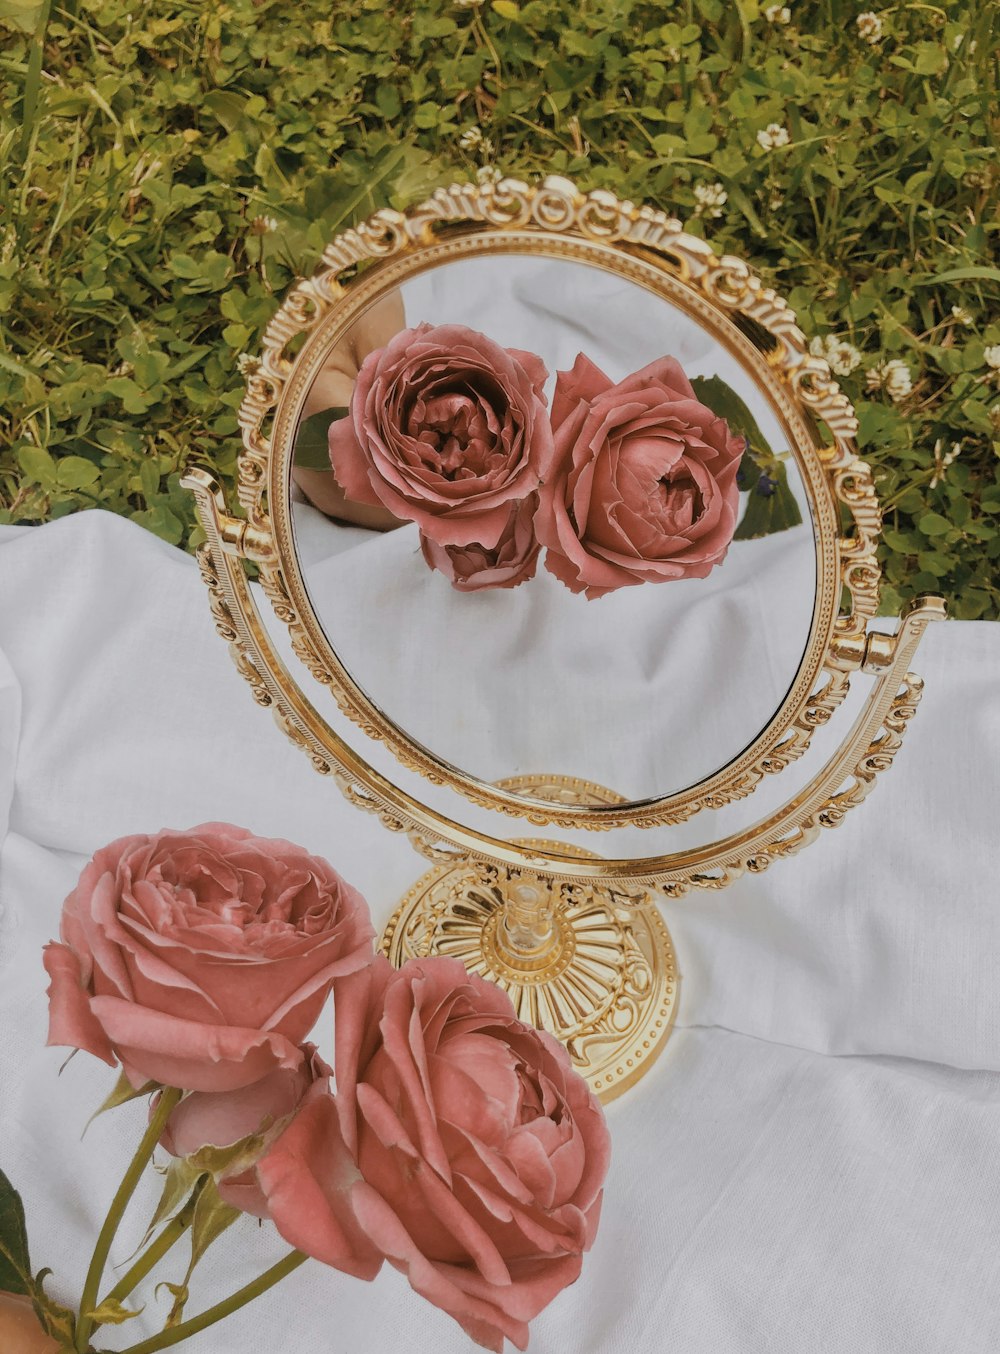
[{"x1": 1, "y1": 511, "x2": 999, "y2": 1354}]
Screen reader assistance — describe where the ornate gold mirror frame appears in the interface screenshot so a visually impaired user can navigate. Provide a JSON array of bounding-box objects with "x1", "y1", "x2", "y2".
[{"x1": 184, "y1": 176, "x2": 945, "y2": 1101}]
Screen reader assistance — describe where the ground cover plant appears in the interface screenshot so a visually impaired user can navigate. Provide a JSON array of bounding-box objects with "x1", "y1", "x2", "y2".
[{"x1": 1, "y1": 0, "x2": 998, "y2": 616}]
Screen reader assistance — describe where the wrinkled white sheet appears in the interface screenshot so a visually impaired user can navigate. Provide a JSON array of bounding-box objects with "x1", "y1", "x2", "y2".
[{"x1": 1, "y1": 511, "x2": 998, "y2": 1353}]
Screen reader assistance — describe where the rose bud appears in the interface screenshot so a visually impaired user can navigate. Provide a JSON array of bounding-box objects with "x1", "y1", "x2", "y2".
[
  {"x1": 158, "y1": 1045, "x2": 331, "y2": 1217},
  {"x1": 419, "y1": 495, "x2": 541, "y2": 593}
]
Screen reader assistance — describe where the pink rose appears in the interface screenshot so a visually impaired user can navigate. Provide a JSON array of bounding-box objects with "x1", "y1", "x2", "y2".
[
  {"x1": 43, "y1": 824, "x2": 374, "y2": 1092},
  {"x1": 536, "y1": 353, "x2": 744, "y2": 599},
  {"x1": 419, "y1": 495, "x2": 541, "y2": 592},
  {"x1": 328, "y1": 323, "x2": 555, "y2": 548},
  {"x1": 159, "y1": 1044, "x2": 331, "y2": 1218},
  {"x1": 255, "y1": 956, "x2": 611, "y2": 1352}
]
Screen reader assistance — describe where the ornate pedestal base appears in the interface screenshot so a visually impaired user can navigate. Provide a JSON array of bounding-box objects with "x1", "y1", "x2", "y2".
[{"x1": 379, "y1": 842, "x2": 678, "y2": 1103}]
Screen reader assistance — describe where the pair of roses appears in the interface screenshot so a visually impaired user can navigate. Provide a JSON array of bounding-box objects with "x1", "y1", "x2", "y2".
[
  {"x1": 328, "y1": 322, "x2": 745, "y2": 599},
  {"x1": 41, "y1": 824, "x2": 610, "y2": 1353}
]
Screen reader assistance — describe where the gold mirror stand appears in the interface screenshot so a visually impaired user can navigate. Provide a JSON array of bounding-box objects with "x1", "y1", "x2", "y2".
[{"x1": 379, "y1": 777, "x2": 679, "y2": 1102}]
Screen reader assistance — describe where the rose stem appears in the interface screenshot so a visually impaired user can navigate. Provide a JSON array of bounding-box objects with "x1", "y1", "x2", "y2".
[
  {"x1": 74, "y1": 1086, "x2": 183, "y2": 1353},
  {"x1": 100, "y1": 1193, "x2": 199, "y2": 1308},
  {"x1": 114, "y1": 1251, "x2": 307, "y2": 1354}
]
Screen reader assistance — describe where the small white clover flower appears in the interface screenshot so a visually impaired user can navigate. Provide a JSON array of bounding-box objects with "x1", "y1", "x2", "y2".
[
  {"x1": 768, "y1": 190, "x2": 785, "y2": 211},
  {"x1": 989, "y1": 404, "x2": 1000, "y2": 432},
  {"x1": 250, "y1": 215, "x2": 279, "y2": 236},
  {"x1": 856, "y1": 12, "x2": 883, "y2": 44},
  {"x1": 237, "y1": 352, "x2": 261, "y2": 377},
  {"x1": 951, "y1": 305, "x2": 974, "y2": 326},
  {"x1": 459, "y1": 126, "x2": 483, "y2": 150},
  {"x1": 983, "y1": 345, "x2": 1000, "y2": 370},
  {"x1": 809, "y1": 333, "x2": 863, "y2": 377},
  {"x1": 867, "y1": 358, "x2": 913, "y2": 401},
  {"x1": 476, "y1": 165, "x2": 503, "y2": 186},
  {"x1": 693, "y1": 181, "x2": 728, "y2": 218},
  {"x1": 757, "y1": 123, "x2": 790, "y2": 151},
  {"x1": 764, "y1": 4, "x2": 791, "y2": 22},
  {"x1": 930, "y1": 439, "x2": 962, "y2": 489}
]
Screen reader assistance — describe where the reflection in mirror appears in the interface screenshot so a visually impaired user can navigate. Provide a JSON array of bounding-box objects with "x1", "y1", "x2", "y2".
[{"x1": 289, "y1": 254, "x2": 817, "y2": 805}]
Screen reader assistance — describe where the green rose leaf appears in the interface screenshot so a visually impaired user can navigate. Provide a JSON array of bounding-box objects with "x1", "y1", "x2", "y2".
[
  {"x1": 691, "y1": 374, "x2": 803, "y2": 538},
  {"x1": 0, "y1": 1172, "x2": 77, "y2": 1343},
  {"x1": 293, "y1": 407, "x2": 348, "y2": 470},
  {"x1": 732, "y1": 470, "x2": 803, "y2": 540},
  {"x1": 30, "y1": 1271, "x2": 77, "y2": 1347},
  {"x1": 0, "y1": 1167, "x2": 31, "y2": 1295}
]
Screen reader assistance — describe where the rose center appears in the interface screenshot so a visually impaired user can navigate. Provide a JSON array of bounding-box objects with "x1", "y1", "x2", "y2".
[
  {"x1": 407, "y1": 387, "x2": 505, "y2": 480},
  {"x1": 657, "y1": 468, "x2": 704, "y2": 530}
]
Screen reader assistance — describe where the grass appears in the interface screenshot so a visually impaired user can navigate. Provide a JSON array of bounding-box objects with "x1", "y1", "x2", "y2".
[{"x1": 1, "y1": 0, "x2": 998, "y2": 615}]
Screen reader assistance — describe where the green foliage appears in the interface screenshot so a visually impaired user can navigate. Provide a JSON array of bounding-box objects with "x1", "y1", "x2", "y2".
[
  {"x1": 691, "y1": 373, "x2": 803, "y2": 538},
  {"x1": 1, "y1": 0, "x2": 998, "y2": 614},
  {"x1": 0, "y1": 1167, "x2": 78, "y2": 1345},
  {"x1": 159, "y1": 1177, "x2": 241, "y2": 1329},
  {"x1": 294, "y1": 407, "x2": 348, "y2": 469},
  {"x1": 0, "y1": 1165, "x2": 32, "y2": 1296}
]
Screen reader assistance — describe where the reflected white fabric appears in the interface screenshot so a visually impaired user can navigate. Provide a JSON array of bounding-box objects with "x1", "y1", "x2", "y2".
[
  {"x1": 1, "y1": 512, "x2": 998, "y2": 1353},
  {"x1": 296, "y1": 517, "x2": 811, "y2": 798}
]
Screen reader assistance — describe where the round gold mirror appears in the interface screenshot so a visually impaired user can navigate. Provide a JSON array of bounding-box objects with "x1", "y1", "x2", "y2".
[{"x1": 184, "y1": 176, "x2": 944, "y2": 1101}]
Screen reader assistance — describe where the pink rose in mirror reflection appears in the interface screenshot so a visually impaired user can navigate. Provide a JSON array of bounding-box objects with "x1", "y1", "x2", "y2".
[
  {"x1": 420, "y1": 494, "x2": 541, "y2": 592},
  {"x1": 536, "y1": 354, "x2": 744, "y2": 600},
  {"x1": 328, "y1": 322, "x2": 555, "y2": 549}
]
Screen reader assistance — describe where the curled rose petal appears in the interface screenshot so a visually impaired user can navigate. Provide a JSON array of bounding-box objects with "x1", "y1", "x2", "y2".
[
  {"x1": 419, "y1": 495, "x2": 541, "y2": 593},
  {"x1": 44, "y1": 824, "x2": 375, "y2": 1091},
  {"x1": 536, "y1": 353, "x2": 744, "y2": 599},
  {"x1": 254, "y1": 956, "x2": 611, "y2": 1351},
  {"x1": 328, "y1": 323, "x2": 555, "y2": 548}
]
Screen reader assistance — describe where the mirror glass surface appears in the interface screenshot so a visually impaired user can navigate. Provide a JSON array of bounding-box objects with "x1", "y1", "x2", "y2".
[{"x1": 289, "y1": 253, "x2": 817, "y2": 805}]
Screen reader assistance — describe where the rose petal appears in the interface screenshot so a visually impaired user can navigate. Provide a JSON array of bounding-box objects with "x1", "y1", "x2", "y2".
[
  {"x1": 43, "y1": 943, "x2": 117, "y2": 1067},
  {"x1": 89, "y1": 995, "x2": 303, "y2": 1092},
  {"x1": 256, "y1": 1091, "x2": 383, "y2": 1279}
]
